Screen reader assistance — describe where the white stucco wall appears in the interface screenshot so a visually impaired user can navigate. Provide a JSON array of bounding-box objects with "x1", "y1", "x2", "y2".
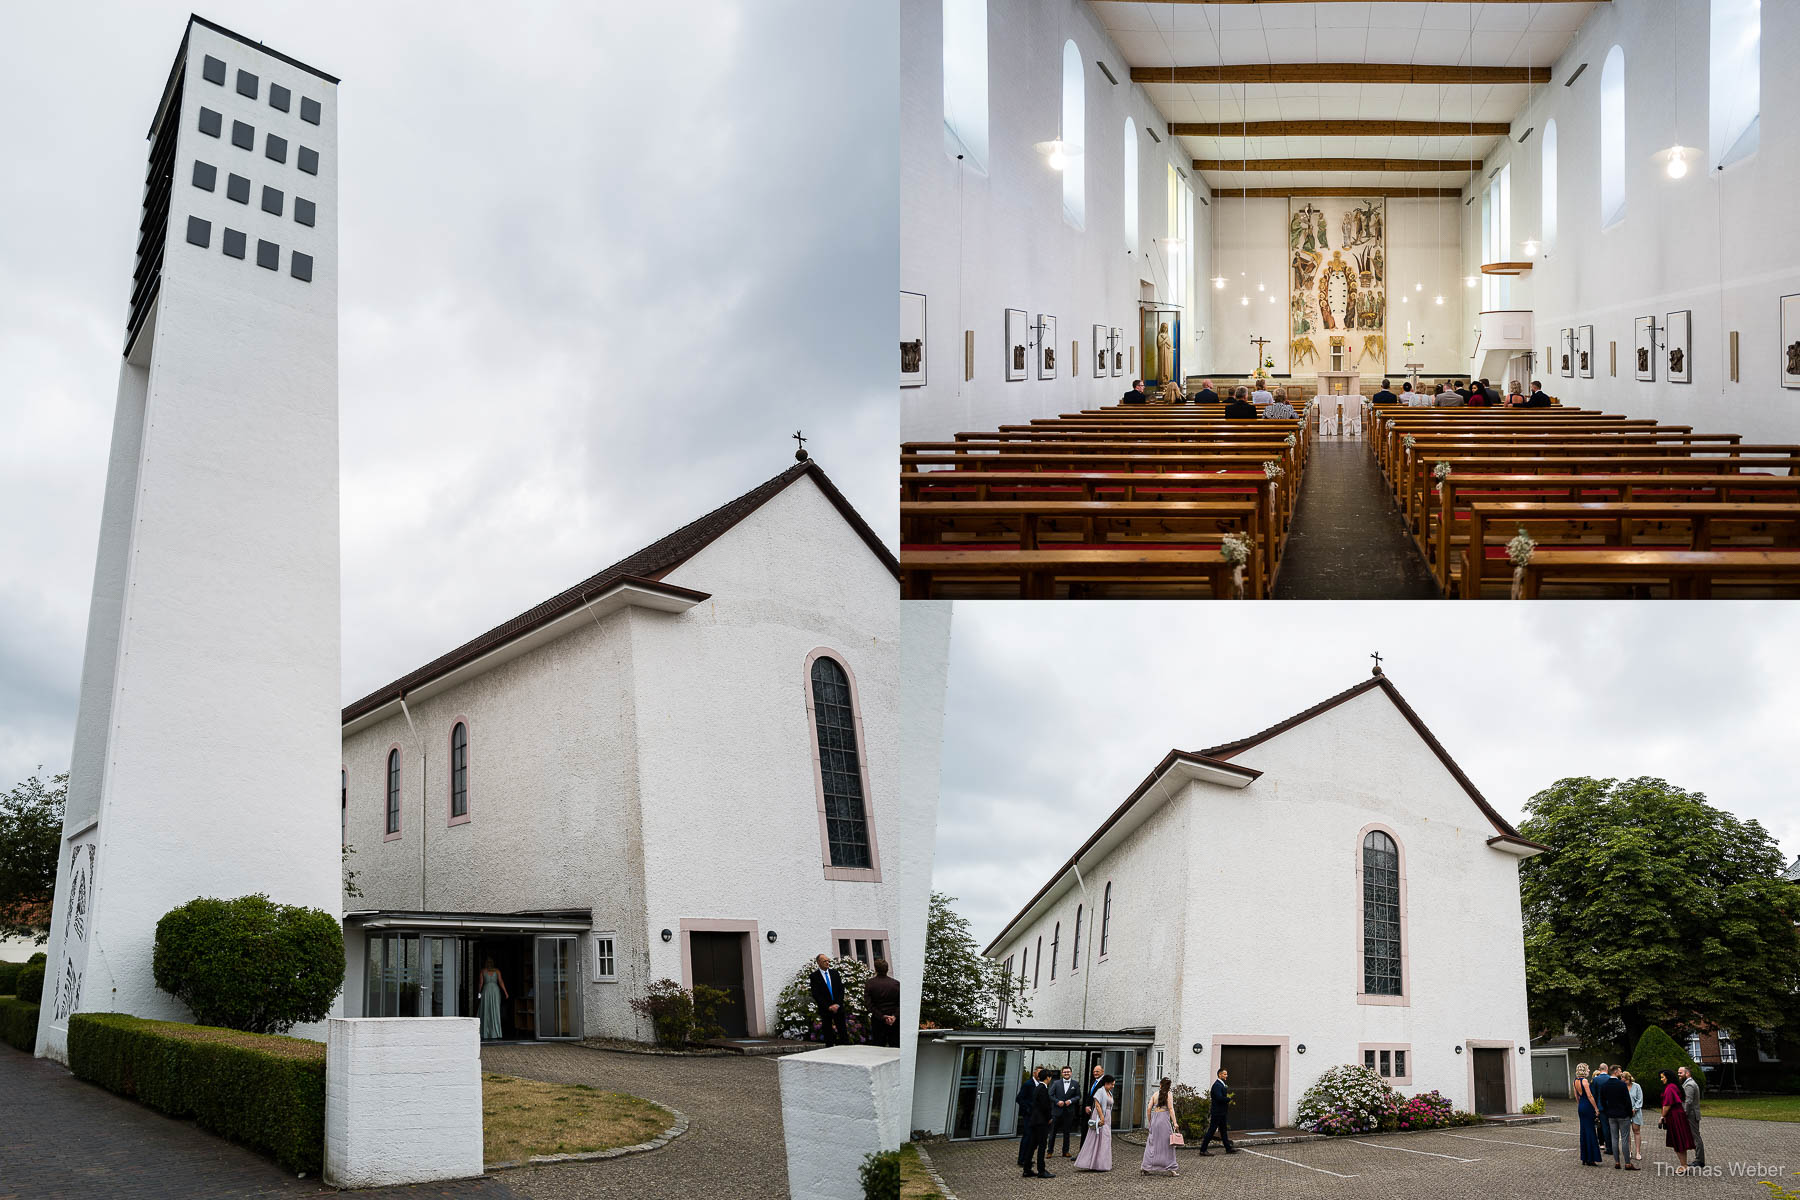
[
  {"x1": 779, "y1": 1046, "x2": 907, "y2": 1200},
  {"x1": 986, "y1": 684, "x2": 1532, "y2": 1122},
  {"x1": 910, "y1": 1036, "x2": 959, "y2": 1137},
  {"x1": 901, "y1": 0, "x2": 1210, "y2": 441},
  {"x1": 324, "y1": 1017, "x2": 483, "y2": 1187},
  {"x1": 1471, "y1": 0, "x2": 1800, "y2": 444},
  {"x1": 39, "y1": 22, "x2": 341, "y2": 1060}
]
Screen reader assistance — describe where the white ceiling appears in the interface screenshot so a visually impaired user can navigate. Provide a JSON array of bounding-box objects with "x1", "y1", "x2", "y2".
[{"x1": 1088, "y1": 1, "x2": 1600, "y2": 188}]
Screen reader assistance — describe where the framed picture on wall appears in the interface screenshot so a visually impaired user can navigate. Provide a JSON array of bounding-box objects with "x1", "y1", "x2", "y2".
[
  {"x1": 1782, "y1": 294, "x2": 1800, "y2": 388},
  {"x1": 899, "y1": 291, "x2": 926, "y2": 388},
  {"x1": 1038, "y1": 314, "x2": 1058, "y2": 379},
  {"x1": 1092, "y1": 324, "x2": 1108, "y2": 377},
  {"x1": 1005, "y1": 308, "x2": 1028, "y2": 381},
  {"x1": 1110, "y1": 327, "x2": 1124, "y2": 376},
  {"x1": 1666, "y1": 309, "x2": 1692, "y2": 384},
  {"x1": 1579, "y1": 325, "x2": 1595, "y2": 378},
  {"x1": 1560, "y1": 328, "x2": 1575, "y2": 378},
  {"x1": 1633, "y1": 315, "x2": 1657, "y2": 382}
]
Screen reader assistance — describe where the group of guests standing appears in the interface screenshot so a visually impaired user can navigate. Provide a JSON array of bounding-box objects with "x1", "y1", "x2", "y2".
[
  {"x1": 1572, "y1": 1061, "x2": 1707, "y2": 1174},
  {"x1": 1015, "y1": 1065, "x2": 1237, "y2": 1179},
  {"x1": 1376, "y1": 377, "x2": 1554, "y2": 408},
  {"x1": 806, "y1": 953, "x2": 900, "y2": 1047}
]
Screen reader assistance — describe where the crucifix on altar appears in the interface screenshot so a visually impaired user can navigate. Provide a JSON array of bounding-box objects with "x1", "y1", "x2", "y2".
[{"x1": 1249, "y1": 334, "x2": 1272, "y2": 376}]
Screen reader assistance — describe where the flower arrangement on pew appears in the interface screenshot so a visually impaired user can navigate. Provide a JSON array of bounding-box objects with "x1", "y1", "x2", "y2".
[
  {"x1": 1263, "y1": 459, "x2": 1284, "y2": 481},
  {"x1": 1433, "y1": 460, "x2": 1452, "y2": 500},
  {"x1": 1507, "y1": 525, "x2": 1538, "y2": 600},
  {"x1": 1219, "y1": 532, "x2": 1252, "y2": 600}
]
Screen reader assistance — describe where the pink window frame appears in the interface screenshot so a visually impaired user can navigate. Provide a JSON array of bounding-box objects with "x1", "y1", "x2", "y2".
[
  {"x1": 677, "y1": 918, "x2": 768, "y2": 1037},
  {"x1": 1354, "y1": 822, "x2": 1409, "y2": 1005},
  {"x1": 829, "y1": 928, "x2": 892, "y2": 969},
  {"x1": 447, "y1": 716, "x2": 471, "y2": 826},
  {"x1": 1359, "y1": 1042, "x2": 1414, "y2": 1085},
  {"x1": 1208, "y1": 1036, "x2": 1291, "y2": 1126},
  {"x1": 803, "y1": 648, "x2": 882, "y2": 883},
  {"x1": 1464, "y1": 1040, "x2": 1517, "y2": 1114},
  {"x1": 383, "y1": 744, "x2": 403, "y2": 841}
]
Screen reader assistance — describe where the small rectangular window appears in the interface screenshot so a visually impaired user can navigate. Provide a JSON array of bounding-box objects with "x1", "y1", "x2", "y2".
[
  {"x1": 872, "y1": 939, "x2": 885, "y2": 962},
  {"x1": 185, "y1": 215, "x2": 211, "y2": 248},
  {"x1": 236, "y1": 69, "x2": 258, "y2": 99},
  {"x1": 838, "y1": 938, "x2": 851, "y2": 959},
  {"x1": 198, "y1": 107, "x2": 222, "y2": 138},
  {"x1": 256, "y1": 239, "x2": 278, "y2": 271},
  {"x1": 270, "y1": 83, "x2": 291, "y2": 112},
  {"x1": 226, "y1": 173, "x2": 250, "y2": 204},
  {"x1": 261, "y1": 186, "x2": 283, "y2": 216},
  {"x1": 202, "y1": 55, "x2": 226, "y2": 85},
  {"x1": 192, "y1": 161, "x2": 216, "y2": 191},
  {"x1": 222, "y1": 228, "x2": 246, "y2": 259},
  {"x1": 295, "y1": 197, "x2": 316, "y2": 227},
  {"x1": 298, "y1": 146, "x2": 319, "y2": 175},
  {"x1": 1394, "y1": 1049, "x2": 1406, "y2": 1078},
  {"x1": 291, "y1": 252, "x2": 313, "y2": 282},
  {"x1": 231, "y1": 120, "x2": 254, "y2": 151},
  {"x1": 266, "y1": 134, "x2": 287, "y2": 164},
  {"x1": 300, "y1": 96, "x2": 321, "y2": 125},
  {"x1": 1364, "y1": 1050, "x2": 1376, "y2": 1071},
  {"x1": 592, "y1": 934, "x2": 617, "y2": 982},
  {"x1": 1380, "y1": 1050, "x2": 1392, "y2": 1077}
]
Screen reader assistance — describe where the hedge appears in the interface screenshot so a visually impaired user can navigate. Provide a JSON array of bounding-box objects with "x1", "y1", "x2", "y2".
[
  {"x1": 16, "y1": 961, "x2": 45, "y2": 1004},
  {"x1": 1627, "y1": 1025, "x2": 1703, "y2": 1097},
  {"x1": 0, "y1": 997, "x2": 38, "y2": 1052},
  {"x1": 0, "y1": 959, "x2": 22, "y2": 995},
  {"x1": 68, "y1": 1013, "x2": 326, "y2": 1175}
]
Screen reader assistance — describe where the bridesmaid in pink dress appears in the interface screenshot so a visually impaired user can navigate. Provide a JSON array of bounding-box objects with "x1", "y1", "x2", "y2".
[
  {"x1": 1140, "y1": 1077, "x2": 1180, "y2": 1175},
  {"x1": 1074, "y1": 1075, "x2": 1116, "y2": 1171}
]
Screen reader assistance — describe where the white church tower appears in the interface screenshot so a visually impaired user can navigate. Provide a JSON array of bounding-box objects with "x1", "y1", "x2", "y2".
[{"x1": 37, "y1": 17, "x2": 341, "y2": 1060}]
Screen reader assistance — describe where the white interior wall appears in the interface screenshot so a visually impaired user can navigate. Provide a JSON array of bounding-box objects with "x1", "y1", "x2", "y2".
[
  {"x1": 901, "y1": 0, "x2": 1209, "y2": 441},
  {"x1": 1483, "y1": 0, "x2": 1800, "y2": 443},
  {"x1": 1209, "y1": 197, "x2": 1466, "y2": 380}
]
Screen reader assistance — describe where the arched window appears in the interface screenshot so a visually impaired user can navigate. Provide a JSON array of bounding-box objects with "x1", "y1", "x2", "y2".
[
  {"x1": 449, "y1": 721, "x2": 469, "y2": 822},
  {"x1": 1020, "y1": 946, "x2": 1029, "y2": 986},
  {"x1": 1100, "y1": 882, "x2": 1112, "y2": 957},
  {"x1": 340, "y1": 768, "x2": 347, "y2": 848},
  {"x1": 1071, "y1": 903, "x2": 1083, "y2": 968},
  {"x1": 942, "y1": 0, "x2": 989, "y2": 173},
  {"x1": 384, "y1": 747, "x2": 401, "y2": 838},
  {"x1": 1050, "y1": 923, "x2": 1060, "y2": 980},
  {"x1": 808, "y1": 653, "x2": 875, "y2": 873},
  {"x1": 1061, "y1": 40, "x2": 1085, "y2": 229},
  {"x1": 1600, "y1": 45, "x2": 1626, "y2": 228},
  {"x1": 1123, "y1": 117, "x2": 1138, "y2": 252},
  {"x1": 1362, "y1": 830, "x2": 1402, "y2": 995},
  {"x1": 1034, "y1": 936, "x2": 1042, "y2": 987},
  {"x1": 1710, "y1": 0, "x2": 1760, "y2": 169},
  {"x1": 1541, "y1": 119, "x2": 1558, "y2": 254}
]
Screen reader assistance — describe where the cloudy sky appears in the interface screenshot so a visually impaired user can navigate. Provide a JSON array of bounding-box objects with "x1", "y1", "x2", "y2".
[
  {"x1": 0, "y1": 2, "x2": 896, "y2": 786},
  {"x1": 935, "y1": 603, "x2": 1800, "y2": 945}
]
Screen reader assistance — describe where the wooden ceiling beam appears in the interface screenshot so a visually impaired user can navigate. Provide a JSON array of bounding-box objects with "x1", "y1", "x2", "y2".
[
  {"x1": 1136, "y1": 64, "x2": 1549, "y2": 85},
  {"x1": 1193, "y1": 157, "x2": 1482, "y2": 172},
  {"x1": 1209, "y1": 187, "x2": 1466, "y2": 198},
  {"x1": 1172, "y1": 119, "x2": 1511, "y2": 137}
]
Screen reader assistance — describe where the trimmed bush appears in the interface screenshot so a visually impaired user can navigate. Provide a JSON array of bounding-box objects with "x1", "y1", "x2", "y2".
[
  {"x1": 28, "y1": 951, "x2": 45, "y2": 964},
  {"x1": 1626, "y1": 1025, "x2": 1703, "y2": 1096},
  {"x1": 0, "y1": 996, "x2": 39, "y2": 1051},
  {"x1": 1172, "y1": 1083, "x2": 1212, "y2": 1140},
  {"x1": 0, "y1": 960, "x2": 22, "y2": 995},
  {"x1": 16, "y1": 961, "x2": 45, "y2": 1004},
  {"x1": 860, "y1": 1148, "x2": 900, "y2": 1200},
  {"x1": 627, "y1": 978, "x2": 730, "y2": 1046},
  {"x1": 68, "y1": 1013, "x2": 325, "y2": 1175},
  {"x1": 153, "y1": 894, "x2": 343, "y2": 1034}
]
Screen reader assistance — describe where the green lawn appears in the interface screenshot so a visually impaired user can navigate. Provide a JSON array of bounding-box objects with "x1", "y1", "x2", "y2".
[
  {"x1": 1701, "y1": 1095, "x2": 1800, "y2": 1123},
  {"x1": 900, "y1": 1143, "x2": 944, "y2": 1200}
]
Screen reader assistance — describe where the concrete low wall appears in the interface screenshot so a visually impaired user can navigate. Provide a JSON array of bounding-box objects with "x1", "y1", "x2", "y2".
[
  {"x1": 325, "y1": 1017, "x2": 483, "y2": 1188},
  {"x1": 780, "y1": 1045, "x2": 905, "y2": 1200}
]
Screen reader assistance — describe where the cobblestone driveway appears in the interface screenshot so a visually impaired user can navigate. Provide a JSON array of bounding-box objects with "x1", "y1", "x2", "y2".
[
  {"x1": 924, "y1": 1101, "x2": 1800, "y2": 1199},
  {"x1": 481, "y1": 1043, "x2": 788, "y2": 1199}
]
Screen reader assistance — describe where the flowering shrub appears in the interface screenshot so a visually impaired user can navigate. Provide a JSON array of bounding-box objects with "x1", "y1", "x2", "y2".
[{"x1": 1296, "y1": 1064, "x2": 1401, "y2": 1135}]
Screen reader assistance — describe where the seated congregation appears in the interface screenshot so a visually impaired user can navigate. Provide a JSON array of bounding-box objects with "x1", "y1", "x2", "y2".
[{"x1": 898, "y1": 383, "x2": 1800, "y2": 600}]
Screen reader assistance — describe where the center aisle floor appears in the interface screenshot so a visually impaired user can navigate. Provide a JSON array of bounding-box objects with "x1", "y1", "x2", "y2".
[{"x1": 1273, "y1": 437, "x2": 1440, "y2": 600}]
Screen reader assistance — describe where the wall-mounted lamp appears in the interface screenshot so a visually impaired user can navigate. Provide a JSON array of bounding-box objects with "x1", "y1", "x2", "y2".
[
  {"x1": 1192, "y1": 1043, "x2": 1204, "y2": 1055},
  {"x1": 1297, "y1": 1044, "x2": 1307, "y2": 1055},
  {"x1": 1517, "y1": 1046, "x2": 1526, "y2": 1055},
  {"x1": 660, "y1": 928, "x2": 673, "y2": 943},
  {"x1": 1455, "y1": 1045, "x2": 1465, "y2": 1055},
  {"x1": 766, "y1": 930, "x2": 778, "y2": 944}
]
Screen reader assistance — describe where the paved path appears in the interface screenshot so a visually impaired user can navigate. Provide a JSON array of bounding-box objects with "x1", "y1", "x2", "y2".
[
  {"x1": 925, "y1": 1100, "x2": 1800, "y2": 1198},
  {"x1": 482, "y1": 1043, "x2": 788, "y2": 1200},
  {"x1": 1274, "y1": 437, "x2": 1440, "y2": 599},
  {"x1": 0, "y1": 1048, "x2": 511, "y2": 1199}
]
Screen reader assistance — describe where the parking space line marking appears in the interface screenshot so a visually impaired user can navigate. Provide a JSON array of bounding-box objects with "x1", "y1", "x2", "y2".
[
  {"x1": 1238, "y1": 1148, "x2": 1359, "y2": 1178},
  {"x1": 1351, "y1": 1140, "x2": 1478, "y2": 1162},
  {"x1": 1438, "y1": 1132, "x2": 1577, "y2": 1151}
]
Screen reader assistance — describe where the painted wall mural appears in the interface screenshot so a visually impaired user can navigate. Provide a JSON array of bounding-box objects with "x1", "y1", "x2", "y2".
[{"x1": 1289, "y1": 197, "x2": 1387, "y2": 372}]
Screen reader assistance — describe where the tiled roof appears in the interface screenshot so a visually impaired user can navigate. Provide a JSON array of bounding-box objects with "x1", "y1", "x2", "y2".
[{"x1": 342, "y1": 459, "x2": 896, "y2": 724}]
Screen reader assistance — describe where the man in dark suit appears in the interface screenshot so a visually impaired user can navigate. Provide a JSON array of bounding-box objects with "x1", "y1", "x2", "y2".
[
  {"x1": 1597, "y1": 1067, "x2": 1636, "y2": 1169},
  {"x1": 862, "y1": 958, "x2": 900, "y2": 1047},
  {"x1": 1121, "y1": 379, "x2": 1148, "y2": 404},
  {"x1": 1020, "y1": 1067, "x2": 1055, "y2": 1178},
  {"x1": 1198, "y1": 1068, "x2": 1236, "y2": 1154},
  {"x1": 808, "y1": 954, "x2": 849, "y2": 1046},
  {"x1": 1016, "y1": 1070, "x2": 1038, "y2": 1173},
  {"x1": 1372, "y1": 378, "x2": 1397, "y2": 405},
  {"x1": 1526, "y1": 379, "x2": 1554, "y2": 407},
  {"x1": 1195, "y1": 378, "x2": 1220, "y2": 405},
  {"x1": 1480, "y1": 377, "x2": 1503, "y2": 405},
  {"x1": 1049, "y1": 1066, "x2": 1081, "y2": 1157},
  {"x1": 1224, "y1": 386, "x2": 1257, "y2": 419}
]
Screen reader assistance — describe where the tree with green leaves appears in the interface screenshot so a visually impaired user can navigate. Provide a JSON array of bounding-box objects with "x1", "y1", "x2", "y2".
[
  {"x1": 1519, "y1": 777, "x2": 1800, "y2": 1058},
  {"x1": 0, "y1": 770, "x2": 66, "y2": 944},
  {"x1": 921, "y1": 892, "x2": 1030, "y2": 1029}
]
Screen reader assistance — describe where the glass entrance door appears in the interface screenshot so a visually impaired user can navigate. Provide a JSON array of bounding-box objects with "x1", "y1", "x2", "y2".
[
  {"x1": 534, "y1": 935, "x2": 577, "y2": 1038},
  {"x1": 949, "y1": 1048, "x2": 1023, "y2": 1139},
  {"x1": 421, "y1": 936, "x2": 460, "y2": 1017}
]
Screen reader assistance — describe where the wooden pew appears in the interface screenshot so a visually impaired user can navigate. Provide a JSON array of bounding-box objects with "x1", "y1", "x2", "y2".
[
  {"x1": 900, "y1": 547, "x2": 1242, "y2": 600},
  {"x1": 1515, "y1": 549, "x2": 1800, "y2": 598},
  {"x1": 1455, "y1": 501, "x2": 1800, "y2": 598}
]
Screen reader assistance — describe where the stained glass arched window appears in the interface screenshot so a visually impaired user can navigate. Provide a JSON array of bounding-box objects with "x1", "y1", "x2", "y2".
[
  {"x1": 1362, "y1": 830, "x2": 1402, "y2": 995},
  {"x1": 449, "y1": 722, "x2": 468, "y2": 820},
  {"x1": 810, "y1": 656, "x2": 872, "y2": 869}
]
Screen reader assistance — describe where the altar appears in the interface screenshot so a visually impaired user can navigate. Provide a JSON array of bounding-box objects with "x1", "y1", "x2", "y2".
[
  {"x1": 1313, "y1": 371, "x2": 1361, "y2": 435},
  {"x1": 1314, "y1": 370, "x2": 1361, "y2": 397}
]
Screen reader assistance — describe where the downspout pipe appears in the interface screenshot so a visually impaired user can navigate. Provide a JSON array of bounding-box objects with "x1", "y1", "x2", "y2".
[{"x1": 399, "y1": 694, "x2": 425, "y2": 910}]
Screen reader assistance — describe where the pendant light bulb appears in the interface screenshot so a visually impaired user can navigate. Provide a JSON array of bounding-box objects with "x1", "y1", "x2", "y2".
[
  {"x1": 1665, "y1": 146, "x2": 1688, "y2": 179},
  {"x1": 1047, "y1": 140, "x2": 1067, "y2": 171}
]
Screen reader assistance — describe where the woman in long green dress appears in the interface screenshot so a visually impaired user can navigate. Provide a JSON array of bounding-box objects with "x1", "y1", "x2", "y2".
[{"x1": 479, "y1": 958, "x2": 507, "y2": 1040}]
